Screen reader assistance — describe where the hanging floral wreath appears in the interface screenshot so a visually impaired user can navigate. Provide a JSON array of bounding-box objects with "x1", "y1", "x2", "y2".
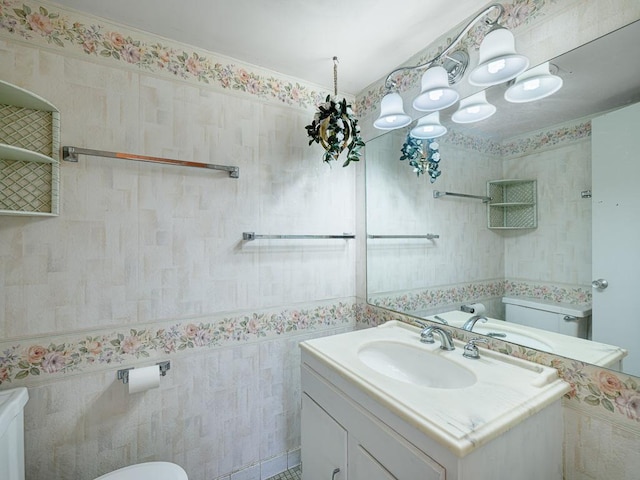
[
  {"x1": 305, "y1": 58, "x2": 365, "y2": 167},
  {"x1": 399, "y1": 135, "x2": 442, "y2": 182}
]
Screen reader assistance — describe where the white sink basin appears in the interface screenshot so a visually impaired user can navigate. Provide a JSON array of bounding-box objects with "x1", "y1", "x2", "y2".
[
  {"x1": 301, "y1": 320, "x2": 571, "y2": 457},
  {"x1": 358, "y1": 340, "x2": 477, "y2": 389}
]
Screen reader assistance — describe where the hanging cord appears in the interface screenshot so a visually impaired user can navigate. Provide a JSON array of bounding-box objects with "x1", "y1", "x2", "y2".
[{"x1": 333, "y1": 56, "x2": 338, "y2": 97}]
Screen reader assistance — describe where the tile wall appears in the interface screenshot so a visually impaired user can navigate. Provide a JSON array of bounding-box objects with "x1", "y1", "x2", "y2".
[{"x1": 0, "y1": 1, "x2": 357, "y2": 479}]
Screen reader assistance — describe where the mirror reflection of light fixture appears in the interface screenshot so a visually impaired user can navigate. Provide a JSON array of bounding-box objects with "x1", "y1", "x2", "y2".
[
  {"x1": 413, "y1": 66, "x2": 459, "y2": 112},
  {"x1": 410, "y1": 112, "x2": 447, "y2": 139},
  {"x1": 374, "y1": 3, "x2": 530, "y2": 134},
  {"x1": 452, "y1": 90, "x2": 496, "y2": 123},
  {"x1": 504, "y1": 62, "x2": 563, "y2": 103},
  {"x1": 468, "y1": 27, "x2": 529, "y2": 86},
  {"x1": 373, "y1": 92, "x2": 412, "y2": 130}
]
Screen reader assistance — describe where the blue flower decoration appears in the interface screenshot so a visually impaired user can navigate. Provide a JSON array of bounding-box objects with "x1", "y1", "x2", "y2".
[{"x1": 399, "y1": 135, "x2": 442, "y2": 182}]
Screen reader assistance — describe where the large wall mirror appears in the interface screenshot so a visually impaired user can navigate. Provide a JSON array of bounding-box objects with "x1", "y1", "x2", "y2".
[{"x1": 365, "y1": 20, "x2": 640, "y2": 377}]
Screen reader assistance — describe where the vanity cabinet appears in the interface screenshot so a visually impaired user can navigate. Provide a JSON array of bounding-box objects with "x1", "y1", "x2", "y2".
[
  {"x1": 302, "y1": 381, "x2": 445, "y2": 480},
  {"x1": 487, "y1": 179, "x2": 537, "y2": 229},
  {"x1": 0, "y1": 80, "x2": 60, "y2": 216},
  {"x1": 301, "y1": 341, "x2": 564, "y2": 480}
]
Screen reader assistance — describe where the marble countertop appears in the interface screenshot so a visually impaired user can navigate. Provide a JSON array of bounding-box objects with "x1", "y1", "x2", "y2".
[
  {"x1": 300, "y1": 321, "x2": 570, "y2": 457},
  {"x1": 431, "y1": 310, "x2": 627, "y2": 368}
]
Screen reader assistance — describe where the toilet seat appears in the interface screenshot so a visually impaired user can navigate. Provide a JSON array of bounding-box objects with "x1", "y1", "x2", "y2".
[{"x1": 94, "y1": 461, "x2": 188, "y2": 480}]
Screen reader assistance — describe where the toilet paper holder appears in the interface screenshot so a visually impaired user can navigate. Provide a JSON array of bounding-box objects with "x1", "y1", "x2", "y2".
[{"x1": 117, "y1": 361, "x2": 171, "y2": 384}]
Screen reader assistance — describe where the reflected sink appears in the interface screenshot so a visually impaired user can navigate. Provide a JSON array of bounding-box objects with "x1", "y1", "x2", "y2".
[
  {"x1": 473, "y1": 326, "x2": 553, "y2": 352},
  {"x1": 358, "y1": 341, "x2": 477, "y2": 389}
]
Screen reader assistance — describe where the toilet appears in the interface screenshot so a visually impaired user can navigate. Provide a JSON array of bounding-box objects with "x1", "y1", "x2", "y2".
[
  {"x1": 0, "y1": 386, "x2": 187, "y2": 480},
  {"x1": 0, "y1": 387, "x2": 29, "y2": 480},
  {"x1": 95, "y1": 462, "x2": 188, "y2": 480},
  {"x1": 503, "y1": 296, "x2": 592, "y2": 339}
]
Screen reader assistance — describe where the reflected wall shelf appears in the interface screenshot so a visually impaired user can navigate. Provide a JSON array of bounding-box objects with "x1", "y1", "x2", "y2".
[
  {"x1": 0, "y1": 80, "x2": 60, "y2": 216},
  {"x1": 487, "y1": 179, "x2": 537, "y2": 229}
]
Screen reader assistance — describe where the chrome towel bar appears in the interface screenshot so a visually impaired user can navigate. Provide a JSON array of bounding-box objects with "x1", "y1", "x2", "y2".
[
  {"x1": 243, "y1": 232, "x2": 355, "y2": 241},
  {"x1": 433, "y1": 190, "x2": 491, "y2": 203},
  {"x1": 367, "y1": 234, "x2": 439, "y2": 240},
  {"x1": 62, "y1": 146, "x2": 239, "y2": 178}
]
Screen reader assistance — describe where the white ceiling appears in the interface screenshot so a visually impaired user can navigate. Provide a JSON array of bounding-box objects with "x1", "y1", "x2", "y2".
[{"x1": 52, "y1": 0, "x2": 486, "y2": 95}]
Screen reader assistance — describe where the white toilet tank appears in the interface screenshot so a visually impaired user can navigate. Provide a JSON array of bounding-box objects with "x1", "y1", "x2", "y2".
[
  {"x1": 503, "y1": 296, "x2": 592, "y2": 339},
  {"x1": 0, "y1": 387, "x2": 29, "y2": 480}
]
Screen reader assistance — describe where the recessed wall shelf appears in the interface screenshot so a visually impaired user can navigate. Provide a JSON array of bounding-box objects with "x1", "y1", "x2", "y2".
[
  {"x1": 487, "y1": 179, "x2": 537, "y2": 229},
  {"x1": 0, "y1": 80, "x2": 60, "y2": 216}
]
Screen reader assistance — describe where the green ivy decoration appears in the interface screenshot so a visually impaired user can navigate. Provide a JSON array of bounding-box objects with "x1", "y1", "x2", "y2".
[
  {"x1": 400, "y1": 135, "x2": 442, "y2": 182},
  {"x1": 305, "y1": 95, "x2": 364, "y2": 167},
  {"x1": 305, "y1": 58, "x2": 365, "y2": 167}
]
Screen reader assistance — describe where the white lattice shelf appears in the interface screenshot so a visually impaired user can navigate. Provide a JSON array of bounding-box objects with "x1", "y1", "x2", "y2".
[
  {"x1": 487, "y1": 179, "x2": 537, "y2": 230},
  {"x1": 0, "y1": 80, "x2": 60, "y2": 216}
]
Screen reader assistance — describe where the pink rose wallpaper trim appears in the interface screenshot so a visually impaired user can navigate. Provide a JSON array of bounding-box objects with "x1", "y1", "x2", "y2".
[
  {"x1": 368, "y1": 280, "x2": 504, "y2": 314},
  {"x1": 0, "y1": 300, "x2": 356, "y2": 386},
  {"x1": 499, "y1": 121, "x2": 591, "y2": 157},
  {"x1": 0, "y1": 1, "x2": 330, "y2": 109},
  {"x1": 504, "y1": 279, "x2": 591, "y2": 306},
  {"x1": 441, "y1": 120, "x2": 591, "y2": 157},
  {"x1": 368, "y1": 279, "x2": 591, "y2": 315}
]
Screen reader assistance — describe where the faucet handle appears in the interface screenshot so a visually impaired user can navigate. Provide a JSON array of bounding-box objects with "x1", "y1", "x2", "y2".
[
  {"x1": 463, "y1": 337, "x2": 489, "y2": 359},
  {"x1": 420, "y1": 328, "x2": 435, "y2": 343},
  {"x1": 413, "y1": 318, "x2": 429, "y2": 328}
]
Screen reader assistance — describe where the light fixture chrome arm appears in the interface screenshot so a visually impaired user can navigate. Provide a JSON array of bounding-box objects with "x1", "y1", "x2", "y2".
[{"x1": 381, "y1": 3, "x2": 504, "y2": 90}]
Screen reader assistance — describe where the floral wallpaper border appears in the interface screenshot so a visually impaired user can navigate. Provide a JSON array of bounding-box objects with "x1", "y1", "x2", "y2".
[
  {"x1": 499, "y1": 121, "x2": 591, "y2": 158},
  {"x1": 0, "y1": 299, "x2": 356, "y2": 387},
  {"x1": 504, "y1": 279, "x2": 592, "y2": 305},
  {"x1": 439, "y1": 119, "x2": 591, "y2": 158},
  {"x1": 0, "y1": 0, "x2": 334, "y2": 110},
  {"x1": 368, "y1": 278, "x2": 591, "y2": 314},
  {"x1": 360, "y1": 304, "x2": 640, "y2": 428}
]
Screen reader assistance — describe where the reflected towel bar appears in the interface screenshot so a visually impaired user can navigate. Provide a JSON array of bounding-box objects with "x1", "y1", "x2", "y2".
[
  {"x1": 433, "y1": 190, "x2": 491, "y2": 203},
  {"x1": 62, "y1": 146, "x2": 240, "y2": 178},
  {"x1": 243, "y1": 232, "x2": 355, "y2": 241},
  {"x1": 367, "y1": 234, "x2": 439, "y2": 240}
]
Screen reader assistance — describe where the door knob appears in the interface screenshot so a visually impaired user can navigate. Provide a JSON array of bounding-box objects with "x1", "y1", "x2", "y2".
[{"x1": 592, "y1": 278, "x2": 609, "y2": 290}]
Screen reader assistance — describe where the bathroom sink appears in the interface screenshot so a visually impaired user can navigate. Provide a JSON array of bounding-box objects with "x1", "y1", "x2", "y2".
[
  {"x1": 357, "y1": 341, "x2": 477, "y2": 389},
  {"x1": 473, "y1": 326, "x2": 553, "y2": 352}
]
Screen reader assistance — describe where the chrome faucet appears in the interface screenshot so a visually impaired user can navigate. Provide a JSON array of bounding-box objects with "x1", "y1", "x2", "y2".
[
  {"x1": 462, "y1": 315, "x2": 488, "y2": 332},
  {"x1": 420, "y1": 326, "x2": 455, "y2": 350}
]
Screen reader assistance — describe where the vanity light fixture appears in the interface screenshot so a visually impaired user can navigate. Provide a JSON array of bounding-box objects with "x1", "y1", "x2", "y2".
[
  {"x1": 410, "y1": 112, "x2": 447, "y2": 139},
  {"x1": 451, "y1": 90, "x2": 496, "y2": 123},
  {"x1": 467, "y1": 27, "x2": 529, "y2": 86},
  {"x1": 374, "y1": 3, "x2": 529, "y2": 133},
  {"x1": 504, "y1": 62, "x2": 563, "y2": 103},
  {"x1": 412, "y1": 66, "x2": 460, "y2": 112},
  {"x1": 373, "y1": 92, "x2": 412, "y2": 130}
]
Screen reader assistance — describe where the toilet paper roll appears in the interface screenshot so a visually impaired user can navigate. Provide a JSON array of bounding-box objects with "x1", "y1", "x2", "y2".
[
  {"x1": 128, "y1": 365, "x2": 160, "y2": 394},
  {"x1": 465, "y1": 303, "x2": 486, "y2": 315}
]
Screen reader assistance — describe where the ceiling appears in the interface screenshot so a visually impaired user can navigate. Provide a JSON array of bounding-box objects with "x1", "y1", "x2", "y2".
[
  {"x1": 52, "y1": 0, "x2": 486, "y2": 95},
  {"x1": 49, "y1": 2, "x2": 640, "y2": 140}
]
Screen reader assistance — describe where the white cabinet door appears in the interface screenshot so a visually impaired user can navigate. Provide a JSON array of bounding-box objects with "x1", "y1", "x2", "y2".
[
  {"x1": 348, "y1": 421, "x2": 445, "y2": 480},
  {"x1": 592, "y1": 102, "x2": 640, "y2": 376},
  {"x1": 302, "y1": 393, "x2": 347, "y2": 480},
  {"x1": 348, "y1": 440, "x2": 396, "y2": 480}
]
